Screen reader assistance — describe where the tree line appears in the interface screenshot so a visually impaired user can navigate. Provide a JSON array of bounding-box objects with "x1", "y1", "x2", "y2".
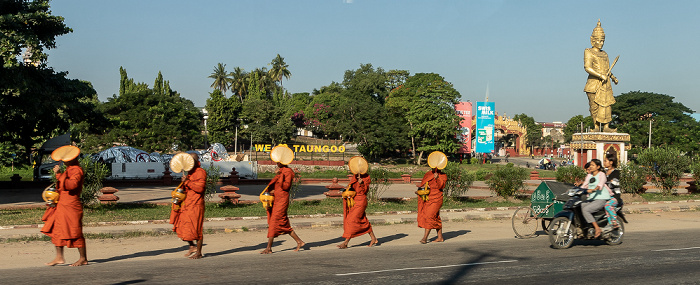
[{"x1": 2, "y1": 0, "x2": 699, "y2": 169}]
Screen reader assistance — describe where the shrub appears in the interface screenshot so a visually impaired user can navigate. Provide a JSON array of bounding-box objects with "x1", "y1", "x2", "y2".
[
  {"x1": 79, "y1": 156, "x2": 110, "y2": 206},
  {"x1": 691, "y1": 161, "x2": 700, "y2": 187},
  {"x1": 442, "y1": 162, "x2": 475, "y2": 200},
  {"x1": 636, "y1": 146, "x2": 692, "y2": 195},
  {"x1": 555, "y1": 165, "x2": 586, "y2": 185},
  {"x1": 368, "y1": 168, "x2": 391, "y2": 202},
  {"x1": 486, "y1": 164, "x2": 529, "y2": 198},
  {"x1": 203, "y1": 165, "x2": 221, "y2": 201},
  {"x1": 619, "y1": 162, "x2": 647, "y2": 194},
  {"x1": 472, "y1": 168, "x2": 491, "y2": 181}
]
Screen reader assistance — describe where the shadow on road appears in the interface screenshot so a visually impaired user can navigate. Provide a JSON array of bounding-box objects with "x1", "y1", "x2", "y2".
[
  {"x1": 206, "y1": 241, "x2": 283, "y2": 257},
  {"x1": 299, "y1": 236, "x2": 345, "y2": 250},
  {"x1": 376, "y1": 233, "x2": 408, "y2": 245},
  {"x1": 91, "y1": 245, "x2": 189, "y2": 264},
  {"x1": 441, "y1": 230, "x2": 471, "y2": 241},
  {"x1": 439, "y1": 247, "x2": 525, "y2": 285}
]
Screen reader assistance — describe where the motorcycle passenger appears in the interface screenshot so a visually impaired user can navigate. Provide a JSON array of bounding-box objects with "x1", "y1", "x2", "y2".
[
  {"x1": 580, "y1": 159, "x2": 614, "y2": 238},
  {"x1": 603, "y1": 154, "x2": 623, "y2": 229}
]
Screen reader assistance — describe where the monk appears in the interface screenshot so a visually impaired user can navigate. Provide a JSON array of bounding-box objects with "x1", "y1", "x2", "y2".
[
  {"x1": 261, "y1": 162, "x2": 305, "y2": 254},
  {"x1": 169, "y1": 153, "x2": 207, "y2": 259},
  {"x1": 337, "y1": 173, "x2": 378, "y2": 249},
  {"x1": 416, "y1": 168, "x2": 447, "y2": 244},
  {"x1": 41, "y1": 158, "x2": 88, "y2": 266}
]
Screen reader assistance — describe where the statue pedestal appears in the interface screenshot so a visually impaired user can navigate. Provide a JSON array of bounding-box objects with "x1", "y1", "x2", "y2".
[{"x1": 570, "y1": 132, "x2": 630, "y2": 167}]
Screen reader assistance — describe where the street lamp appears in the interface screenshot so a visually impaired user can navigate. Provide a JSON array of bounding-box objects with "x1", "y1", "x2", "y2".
[{"x1": 202, "y1": 108, "x2": 209, "y2": 149}]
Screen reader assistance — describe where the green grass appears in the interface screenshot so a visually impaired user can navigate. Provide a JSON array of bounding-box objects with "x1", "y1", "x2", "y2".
[
  {"x1": 639, "y1": 193, "x2": 700, "y2": 201},
  {"x1": 0, "y1": 198, "x2": 530, "y2": 227},
  {"x1": 0, "y1": 166, "x2": 33, "y2": 181}
]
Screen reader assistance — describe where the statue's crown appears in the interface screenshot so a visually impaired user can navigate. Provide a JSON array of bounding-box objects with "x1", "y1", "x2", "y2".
[{"x1": 591, "y1": 20, "x2": 605, "y2": 38}]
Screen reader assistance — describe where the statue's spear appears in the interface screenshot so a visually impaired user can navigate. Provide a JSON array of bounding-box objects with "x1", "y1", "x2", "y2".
[{"x1": 595, "y1": 55, "x2": 619, "y2": 93}]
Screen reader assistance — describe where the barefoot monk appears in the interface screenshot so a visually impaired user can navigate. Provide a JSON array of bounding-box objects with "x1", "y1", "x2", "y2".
[
  {"x1": 337, "y1": 156, "x2": 378, "y2": 249},
  {"x1": 41, "y1": 145, "x2": 88, "y2": 266},
  {"x1": 416, "y1": 151, "x2": 448, "y2": 244},
  {"x1": 261, "y1": 145, "x2": 305, "y2": 254},
  {"x1": 169, "y1": 152, "x2": 207, "y2": 259}
]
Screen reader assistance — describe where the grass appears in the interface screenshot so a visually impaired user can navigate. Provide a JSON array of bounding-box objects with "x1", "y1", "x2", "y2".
[
  {"x1": 0, "y1": 166, "x2": 33, "y2": 181},
  {"x1": 639, "y1": 193, "x2": 700, "y2": 201},
  {"x1": 0, "y1": 197, "x2": 530, "y2": 227}
]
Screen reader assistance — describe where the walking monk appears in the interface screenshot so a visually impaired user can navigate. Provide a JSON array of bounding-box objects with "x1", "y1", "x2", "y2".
[
  {"x1": 261, "y1": 145, "x2": 305, "y2": 254},
  {"x1": 169, "y1": 152, "x2": 207, "y2": 259},
  {"x1": 338, "y1": 156, "x2": 378, "y2": 249},
  {"x1": 416, "y1": 151, "x2": 448, "y2": 244},
  {"x1": 41, "y1": 145, "x2": 88, "y2": 266}
]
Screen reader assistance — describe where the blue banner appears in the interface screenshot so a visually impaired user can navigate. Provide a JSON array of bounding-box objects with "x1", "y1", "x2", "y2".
[{"x1": 475, "y1": 102, "x2": 495, "y2": 153}]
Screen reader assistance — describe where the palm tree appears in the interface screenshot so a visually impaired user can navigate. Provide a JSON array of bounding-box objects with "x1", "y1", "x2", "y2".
[
  {"x1": 269, "y1": 54, "x2": 292, "y2": 90},
  {"x1": 230, "y1": 67, "x2": 248, "y2": 102},
  {"x1": 208, "y1": 63, "x2": 231, "y2": 95}
]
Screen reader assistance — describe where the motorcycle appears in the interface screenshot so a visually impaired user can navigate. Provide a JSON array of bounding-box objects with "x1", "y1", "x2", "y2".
[{"x1": 548, "y1": 187, "x2": 627, "y2": 249}]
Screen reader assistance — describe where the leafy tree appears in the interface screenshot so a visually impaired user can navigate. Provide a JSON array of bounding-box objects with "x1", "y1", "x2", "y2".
[
  {"x1": 612, "y1": 91, "x2": 700, "y2": 154},
  {"x1": 208, "y1": 63, "x2": 231, "y2": 95},
  {"x1": 386, "y1": 69, "x2": 409, "y2": 90},
  {"x1": 342, "y1": 63, "x2": 389, "y2": 104},
  {"x1": 230, "y1": 66, "x2": 248, "y2": 102},
  {"x1": 563, "y1": 115, "x2": 594, "y2": 142},
  {"x1": 513, "y1": 113, "x2": 542, "y2": 155},
  {"x1": 268, "y1": 54, "x2": 291, "y2": 89},
  {"x1": 0, "y1": 0, "x2": 97, "y2": 164},
  {"x1": 97, "y1": 69, "x2": 202, "y2": 152},
  {"x1": 205, "y1": 90, "x2": 242, "y2": 147},
  {"x1": 386, "y1": 73, "x2": 462, "y2": 164},
  {"x1": 636, "y1": 146, "x2": 692, "y2": 195}
]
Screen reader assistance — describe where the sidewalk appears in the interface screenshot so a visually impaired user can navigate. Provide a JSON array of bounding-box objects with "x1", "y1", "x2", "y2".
[{"x1": 2, "y1": 181, "x2": 699, "y2": 240}]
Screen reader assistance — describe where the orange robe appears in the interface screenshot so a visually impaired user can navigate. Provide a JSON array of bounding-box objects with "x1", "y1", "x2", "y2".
[
  {"x1": 417, "y1": 171, "x2": 447, "y2": 230},
  {"x1": 170, "y1": 164, "x2": 206, "y2": 241},
  {"x1": 41, "y1": 165, "x2": 85, "y2": 248},
  {"x1": 266, "y1": 166, "x2": 295, "y2": 238},
  {"x1": 342, "y1": 174, "x2": 373, "y2": 239}
]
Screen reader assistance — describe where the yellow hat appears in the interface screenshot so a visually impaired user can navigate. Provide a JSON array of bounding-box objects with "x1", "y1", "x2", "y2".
[
  {"x1": 170, "y1": 153, "x2": 195, "y2": 173},
  {"x1": 591, "y1": 19, "x2": 605, "y2": 38},
  {"x1": 427, "y1": 151, "x2": 448, "y2": 170},
  {"x1": 51, "y1": 145, "x2": 80, "y2": 162},
  {"x1": 348, "y1": 156, "x2": 369, "y2": 175},
  {"x1": 270, "y1": 145, "x2": 294, "y2": 165}
]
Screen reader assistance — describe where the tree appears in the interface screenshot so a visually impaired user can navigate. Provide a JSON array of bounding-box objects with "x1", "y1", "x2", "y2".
[
  {"x1": 636, "y1": 146, "x2": 692, "y2": 195},
  {"x1": 268, "y1": 54, "x2": 291, "y2": 89},
  {"x1": 205, "y1": 89, "x2": 242, "y2": 147},
  {"x1": 612, "y1": 91, "x2": 700, "y2": 154},
  {"x1": 386, "y1": 73, "x2": 462, "y2": 164},
  {"x1": 0, "y1": 0, "x2": 97, "y2": 164},
  {"x1": 97, "y1": 70, "x2": 202, "y2": 152},
  {"x1": 513, "y1": 113, "x2": 542, "y2": 155},
  {"x1": 208, "y1": 63, "x2": 231, "y2": 95},
  {"x1": 230, "y1": 67, "x2": 248, "y2": 102},
  {"x1": 563, "y1": 115, "x2": 594, "y2": 142}
]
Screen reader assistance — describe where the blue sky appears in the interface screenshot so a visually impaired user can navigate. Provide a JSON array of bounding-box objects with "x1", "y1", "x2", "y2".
[{"x1": 46, "y1": 0, "x2": 700, "y2": 122}]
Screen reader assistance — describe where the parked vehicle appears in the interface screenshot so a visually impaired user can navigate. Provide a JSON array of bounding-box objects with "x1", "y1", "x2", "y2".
[{"x1": 548, "y1": 187, "x2": 627, "y2": 249}]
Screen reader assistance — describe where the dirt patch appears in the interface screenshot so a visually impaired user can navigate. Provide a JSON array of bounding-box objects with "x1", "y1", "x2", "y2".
[{"x1": 621, "y1": 193, "x2": 646, "y2": 203}]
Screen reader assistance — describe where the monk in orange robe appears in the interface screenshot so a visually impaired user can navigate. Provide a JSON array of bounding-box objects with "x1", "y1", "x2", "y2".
[
  {"x1": 41, "y1": 158, "x2": 88, "y2": 266},
  {"x1": 338, "y1": 173, "x2": 378, "y2": 249},
  {"x1": 261, "y1": 162, "x2": 305, "y2": 254},
  {"x1": 169, "y1": 153, "x2": 207, "y2": 259},
  {"x1": 416, "y1": 168, "x2": 447, "y2": 243}
]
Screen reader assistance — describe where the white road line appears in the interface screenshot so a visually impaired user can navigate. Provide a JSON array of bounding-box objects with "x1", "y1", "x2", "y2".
[
  {"x1": 652, "y1": 246, "x2": 700, "y2": 252},
  {"x1": 335, "y1": 260, "x2": 518, "y2": 276}
]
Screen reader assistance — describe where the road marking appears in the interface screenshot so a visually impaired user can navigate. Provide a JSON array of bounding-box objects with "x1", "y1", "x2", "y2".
[
  {"x1": 335, "y1": 260, "x2": 518, "y2": 276},
  {"x1": 652, "y1": 246, "x2": 700, "y2": 252}
]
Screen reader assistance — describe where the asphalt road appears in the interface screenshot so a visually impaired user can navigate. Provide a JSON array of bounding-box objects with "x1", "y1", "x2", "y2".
[{"x1": 3, "y1": 226, "x2": 700, "y2": 284}]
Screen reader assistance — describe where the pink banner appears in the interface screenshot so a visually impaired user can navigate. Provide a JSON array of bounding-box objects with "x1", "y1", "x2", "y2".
[{"x1": 455, "y1": 102, "x2": 472, "y2": 153}]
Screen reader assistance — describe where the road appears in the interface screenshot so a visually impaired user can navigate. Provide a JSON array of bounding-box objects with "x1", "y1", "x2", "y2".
[{"x1": 2, "y1": 212, "x2": 699, "y2": 284}]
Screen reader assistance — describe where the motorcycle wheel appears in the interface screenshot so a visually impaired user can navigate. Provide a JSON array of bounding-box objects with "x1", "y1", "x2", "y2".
[
  {"x1": 512, "y1": 206, "x2": 537, "y2": 238},
  {"x1": 605, "y1": 220, "x2": 625, "y2": 245},
  {"x1": 548, "y1": 217, "x2": 574, "y2": 249}
]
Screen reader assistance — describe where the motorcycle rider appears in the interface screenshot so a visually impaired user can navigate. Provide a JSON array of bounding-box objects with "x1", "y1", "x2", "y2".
[
  {"x1": 603, "y1": 154, "x2": 623, "y2": 230},
  {"x1": 580, "y1": 159, "x2": 614, "y2": 238}
]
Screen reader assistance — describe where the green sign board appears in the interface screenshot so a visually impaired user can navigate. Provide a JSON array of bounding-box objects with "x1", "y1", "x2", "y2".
[{"x1": 530, "y1": 182, "x2": 566, "y2": 218}]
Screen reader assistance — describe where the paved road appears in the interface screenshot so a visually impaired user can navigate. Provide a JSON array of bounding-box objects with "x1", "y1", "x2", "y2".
[{"x1": 2, "y1": 212, "x2": 699, "y2": 284}]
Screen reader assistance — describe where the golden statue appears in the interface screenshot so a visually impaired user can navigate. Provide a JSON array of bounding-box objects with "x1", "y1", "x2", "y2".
[{"x1": 584, "y1": 20, "x2": 619, "y2": 132}]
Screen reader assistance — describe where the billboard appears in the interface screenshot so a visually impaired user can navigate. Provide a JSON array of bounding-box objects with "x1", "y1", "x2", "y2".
[
  {"x1": 455, "y1": 102, "x2": 472, "y2": 154},
  {"x1": 475, "y1": 101, "x2": 495, "y2": 153}
]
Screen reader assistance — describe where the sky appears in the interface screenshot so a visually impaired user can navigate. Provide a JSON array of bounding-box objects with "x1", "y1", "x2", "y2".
[{"x1": 45, "y1": 0, "x2": 700, "y2": 123}]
